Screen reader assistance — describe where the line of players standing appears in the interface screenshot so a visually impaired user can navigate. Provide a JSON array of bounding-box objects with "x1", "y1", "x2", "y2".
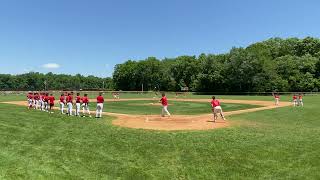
[{"x1": 27, "y1": 92, "x2": 105, "y2": 118}]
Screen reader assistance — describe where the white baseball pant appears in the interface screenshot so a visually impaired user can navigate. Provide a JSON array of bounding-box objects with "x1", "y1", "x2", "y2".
[
  {"x1": 82, "y1": 103, "x2": 90, "y2": 115},
  {"x1": 161, "y1": 105, "x2": 171, "y2": 117},
  {"x1": 75, "y1": 103, "x2": 81, "y2": 116},
  {"x1": 96, "y1": 103, "x2": 103, "y2": 118},
  {"x1": 60, "y1": 102, "x2": 65, "y2": 114},
  {"x1": 67, "y1": 102, "x2": 73, "y2": 116}
]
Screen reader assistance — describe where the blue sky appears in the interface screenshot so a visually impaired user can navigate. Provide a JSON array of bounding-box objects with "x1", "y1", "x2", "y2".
[{"x1": 1, "y1": 0, "x2": 320, "y2": 77}]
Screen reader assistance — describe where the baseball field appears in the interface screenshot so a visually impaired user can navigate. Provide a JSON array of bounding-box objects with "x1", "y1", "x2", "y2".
[{"x1": 0, "y1": 92, "x2": 319, "y2": 179}]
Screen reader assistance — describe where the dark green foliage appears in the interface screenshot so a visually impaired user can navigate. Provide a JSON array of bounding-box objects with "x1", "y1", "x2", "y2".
[
  {"x1": 0, "y1": 72, "x2": 113, "y2": 91},
  {"x1": 113, "y1": 37, "x2": 320, "y2": 92}
]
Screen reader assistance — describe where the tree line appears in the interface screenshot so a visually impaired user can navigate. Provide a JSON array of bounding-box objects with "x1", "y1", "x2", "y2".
[
  {"x1": 0, "y1": 72, "x2": 113, "y2": 91},
  {"x1": 2, "y1": 37, "x2": 320, "y2": 92},
  {"x1": 113, "y1": 37, "x2": 320, "y2": 92}
]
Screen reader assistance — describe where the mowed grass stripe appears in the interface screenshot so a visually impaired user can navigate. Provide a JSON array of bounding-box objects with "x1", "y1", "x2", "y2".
[{"x1": 103, "y1": 100, "x2": 261, "y2": 115}]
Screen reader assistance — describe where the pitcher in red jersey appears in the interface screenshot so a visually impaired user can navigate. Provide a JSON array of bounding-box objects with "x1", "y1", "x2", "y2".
[
  {"x1": 211, "y1": 96, "x2": 225, "y2": 122},
  {"x1": 159, "y1": 93, "x2": 171, "y2": 117}
]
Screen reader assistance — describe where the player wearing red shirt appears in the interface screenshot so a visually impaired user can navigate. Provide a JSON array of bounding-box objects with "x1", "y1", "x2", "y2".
[
  {"x1": 96, "y1": 92, "x2": 104, "y2": 118},
  {"x1": 66, "y1": 93, "x2": 73, "y2": 116},
  {"x1": 59, "y1": 93, "x2": 65, "y2": 114},
  {"x1": 43, "y1": 93, "x2": 49, "y2": 112},
  {"x1": 293, "y1": 94, "x2": 298, "y2": 107},
  {"x1": 298, "y1": 93, "x2": 304, "y2": 107},
  {"x1": 27, "y1": 93, "x2": 33, "y2": 109},
  {"x1": 273, "y1": 93, "x2": 280, "y2": 106},
  {"x1": 211, "y1": 96, "x2": 225, "y2": 122},
  {"x1": 81, "y1": 94, "x2": 91, "y2": 117},
  {"x1": 34, "y1": 93, "x2": 40, "y2": 110},
  {"x1": 75, "y1": 93, "x2": 81, "y2": 116},
  {"x1": 48, "y1": 94, "x2": 55, "y2": 113},
  {"x1": 159, "y1": 93, "x2": 171, "y2": 117},
  {"x1": 39, "y1": 92, "x2": 44, "y2": 111}
]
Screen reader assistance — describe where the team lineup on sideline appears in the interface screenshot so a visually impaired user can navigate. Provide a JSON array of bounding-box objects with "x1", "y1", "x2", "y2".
[{"x1": 27, "y1": 91, "x2": 105, "y2": 118}]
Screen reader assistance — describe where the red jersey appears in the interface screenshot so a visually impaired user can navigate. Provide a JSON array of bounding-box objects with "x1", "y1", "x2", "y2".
[
  {"x1": 59, "y1": 96, "x2": 65, "y2": 103},
  {"x1": 160, "y1": 96, "x2": 168, "y2": 106},
  {"x1": 48, "y1": 96, "x2": 55, "y2": 104},
  {"x1": 76, "y1": 96, "x2": 81, "y2": 103},
  {"x1": 293, "y1": 96, "x2": 297, "y2": 100},
  {"x1": 27, "y1": 94, "x2": 33, "y2": 99},
  {"x1": 274, "y1": 95, "x2": 280, "y2": 99},
  {"x1": 299, "y1": 95, "x2": 302, "y2": 99},
  {"x1": 211, "y1": 99, "x2": 220, "y2": 107},
  {"x1": 34, "y1": 95, "x2": 39, "y2": 100},
  {"x1": 40, "y1": 95, "x2": 43, "y2": 100},
  {"x1": 44, "y1": 96, "x2": 49, "y2": 102},
  {"x1": 97, "y1": 96, "x2": 104, "y2": 103},
  {"x1": 82, "y1": 96, "x2": 89, "y2": 104},
  {"x1": 67, "y1": 95, "x2": 73, "y2": 103}
]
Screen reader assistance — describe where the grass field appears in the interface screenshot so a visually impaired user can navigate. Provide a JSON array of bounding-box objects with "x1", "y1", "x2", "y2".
[
  {"x1": 104, "y1": 100, "x2": 260, "y2": 115},
  {"x1": 0, "y1": 93, "x2": 319, "y2": 179}
]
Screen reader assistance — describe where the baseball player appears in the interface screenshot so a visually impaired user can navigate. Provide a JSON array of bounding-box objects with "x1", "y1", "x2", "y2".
[
  {"x1": 59, "y1": 93, "x2": 65, "y2": 114},
  {"x1": 27, "y1": 92, "x2": 33, "y2": 109},
  {"x1": 66, "y1": 92, "x2": 73, "y2": 116},
  {"x1": 63, "y1": 92, "x2": 68, "y2": 114},
  {"x1": 292, "y1": 94, "x2": 298, "y2": 107},
  {"x1": 211, "y1": 96, "x2": 225, "y2": 122},
  {"x1": 96, "y1": 92, "x2": 104, "y2": 118},
  {"x1": 273, "y1": 93, "x2": 280, "y2": 106},
  {"x1": 159, "y1": 93, "x2": 171, "y2": 117},
  {"x1": 75, "y1": 93, "x2": 81, "y2": 116},
  {"x1": 82, "y1": 94, "x2": 91, "y2": 117},
  {"x1": 39, "y1": 92, "x2": 44, "y2": 111},
  {"x1": 33, "y1": 92, "x2": 40, "y2": 110},
  {"x1": 298, "y1": 93, "x2": 304, "y2": 106},
  {"x1": 43, "y1": 93, "x2": 49, "y2": 112},
  {"x1": 48, "y1": 93, "x2": 55, "y2": 113}
]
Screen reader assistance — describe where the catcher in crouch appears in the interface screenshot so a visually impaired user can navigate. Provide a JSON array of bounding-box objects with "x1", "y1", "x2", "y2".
[{"x1": 211, "y1": 96, "x2": 226, "y2": 122}]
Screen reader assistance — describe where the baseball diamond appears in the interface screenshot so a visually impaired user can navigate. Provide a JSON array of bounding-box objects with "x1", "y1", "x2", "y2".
[{"x1": 1, "y1": 1, "x2": 320, "y2": 178}]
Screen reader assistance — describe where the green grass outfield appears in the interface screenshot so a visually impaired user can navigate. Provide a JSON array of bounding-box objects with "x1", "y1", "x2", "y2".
[
  {"x1": 104, "y1": 100, "x2": 260, "y2": 115},
  {"x1": 0, "y1": 94, "x2": 319, "y2": 179}
]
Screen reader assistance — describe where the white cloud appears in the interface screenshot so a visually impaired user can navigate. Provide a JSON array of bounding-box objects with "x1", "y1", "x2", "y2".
[{"x1": 42, "y1": 63, "x2": 60, "y2": 69}]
